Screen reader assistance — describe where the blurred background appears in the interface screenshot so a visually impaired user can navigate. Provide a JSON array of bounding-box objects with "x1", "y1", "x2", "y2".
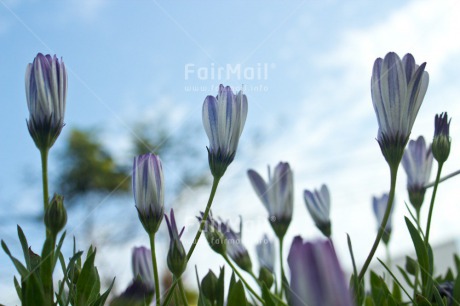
[{"x1": 2, "y1": 0, "x2": 460, "y2": 304}]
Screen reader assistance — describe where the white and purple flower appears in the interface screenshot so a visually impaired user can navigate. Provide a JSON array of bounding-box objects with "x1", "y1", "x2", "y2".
[
  {"x1": 256, "y1": 234, "x2": 275, "y2": 273},
  {"x1": 132, "y1": 246, "x2": 155, "y2": 291},
  {"x1": 26, "y1": 53, "x2": 67, "y2": 150},
  {"x1": 247, "y1": 162, "x2": 293, "y2": 239},
  {"x1": 287, "y1": 237, "x2": 352, "y2": 306},
  {"x1": 304, "y1": 184, "x2": 331, "y2": 237},
  {"x1": 133, "y1": 153, "x2": 164, "y2": 234},
  {"x1": 203, "y1": 84, "x2": 248, "y2": 177},
  {"x1": 402, "y1": 136, "x2": 433, "y2": 211},
  {"x1": 371, "y1": 52, "x2": 429, "y2": 166}
]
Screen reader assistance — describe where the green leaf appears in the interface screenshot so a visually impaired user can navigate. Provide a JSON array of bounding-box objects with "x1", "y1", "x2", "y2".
[
  {"x1": 17, "y1": 226, "x2": 31, "y2": 271},
  {"x1": 53, "y1": 231, "x2": 66, "y2": 270},
  {"x1": 76, "y1": 248, "x2": 99, "y2": 305},
  {"x1": 347, "y1": 234, "x2": 364, "y2": 305},
  {"x1": 227, "y1": 280, "x2": 247, "y2": 306},
  {"x1": 195, "y1": 266, "x2": 211, "y2": 306},
  {"x1": 377, "y1": 259, "x2": 414, "y2": 304},
  {"x1": 453, "y1": 269, "x2": 460, "y2": 305},
  {"x1": 2, "y1": 240, "x2": 28, "y2": 277},
  {"x1": 432, "y1": 286, "x2": 446, "y2": 306},
  {"x1": 216, "y1": 266, "x2": 225, "y2": 306},
  {"x1": 40, "y1": 236, "x2": 54, "y2": 301},
  {"x1": 397, "y1": 266, "x2": 414, "y2": 288},
  {"x1": 261, "y1": 283, "x2": 275, "y2": 306},
  {"x1": 90, "y1": 277, "x2": 115, "y2": 306},
  {"x1": 21, "y1": 271, "x2": 47, "y2": 306},
  {"x1": 14, "y1": 276, "x2": 22, "y2": 302}
]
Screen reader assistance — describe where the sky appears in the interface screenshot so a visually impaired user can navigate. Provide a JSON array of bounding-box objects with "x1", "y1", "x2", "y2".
[{"x1": 2, "y1": 0, "x2": 460, "y2": 304}]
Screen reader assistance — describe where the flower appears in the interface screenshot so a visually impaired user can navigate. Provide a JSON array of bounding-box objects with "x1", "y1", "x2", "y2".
[
  {"x1": 287, "y1": 237, "x2": 353, "y2": 306},
  {"x1": 247, "y1": 162, "x2": 293, "y2": 238},
  {"x1": 165, "y1": 209, "x2": 187, "y2": 277},
  {"x1": 402, "y1": 136, "x2": 433, "y2": 211},
  {"x1": 202, "y1": 84, "x2": 248, "y2": 178},
  {"x1": 256, "y1": 234, "x2": 275, "y2": 273},
  {"x1": 372, "y1": 193, "x2": 394, "y2": 245},
  {"x1": 197, "y1": 211, "x2": 227, "y2": 255},
  {"x1": 371, "y1": 52, "x2": 429, "y2": 167},
  {"x1": 220, "y1": 218, "x2": 253, "y2": 273},
  {"x1": 432, "y1": 112, "x2": 451, "y2": 164},
  {"x1": 304, "y1": 184, "x2": 331, "y2": 237},
  {"x1": 26, "y1": 53, "x2": 67, "y2": 151},
  {"x1": 132, "y1": 153, "x2": 164, "y2": 234},
  {"x1": 132, "y1": 246, "x2": 155, "y2": 291}
]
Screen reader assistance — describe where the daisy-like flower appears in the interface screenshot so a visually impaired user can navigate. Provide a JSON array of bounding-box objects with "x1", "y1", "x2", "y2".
[
  {"x1": 256, "y1": 234, "x2": 275, "y2": 273},
  {"x1": 304, "y1": 184, "x2": 331, "y2": 237},
  {"x1": 165, "y1": 209, "x2": 187, "y2": 277},
  {"x1": 26, "y1": 53, "x2": 67, "y2": 151},
  {"x1": 203, "y1": 84, "x2": 248, "y2": 178},
  {"x1": 371, "y1": 52, "x2": 429, "y2": 167},
  {"x1": 432, "y1": 112, "x2": 451, "y2": 164},
  {"x1": 372, "y1": 193, "x2": 394, "y2": 245},
  {"x1": 247, "y1": 162, "x2": 293, "y2": 239},
  {"x1": 402, "y1": 136, "x2": 433, "y2": 212},
  {"x1": 288, "y1": 237, "x2": 353, "y2": 306},
  {"x1": 132, "y1": 153, "x2": 164, "y2": 234}
]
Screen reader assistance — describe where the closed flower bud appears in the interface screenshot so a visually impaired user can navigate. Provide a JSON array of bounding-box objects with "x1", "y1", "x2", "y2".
[
  {"x1": 44, "y1": 193, "x2": 67, "y2": 235},
  {"x1": 256, "y1": 234, "x2": 275, "y2": 273},
  {"x1": 402, "y1": 136, "x2": 433, "y2": 212},
  {"x1": 201, "y1": 270, "x2": 218, "y2": 303},
  {"x1": 304, "y1": 184, "x2": 331, "y2": 237},
  {"x1": 197, "y1": 212, "x2": 227, "y2": 255},
  {"x1": 432, "y1": 112, "x2": 451, "y2": 164},
  {"x1": 133, "y1": 154, "x2": 164, "y2": 235},
  {"x1": 203, "y1": 84, "x2": 248, "y2": 178},
  {"x1": 248, "y1": 162, "x2": 293, "y2": 239},
  {"x1": 221, "y1": 218, "x2": 252, "y2": 273},
  {"x1": 132, "y1": 247, "x2": 155, "y2": 291},
  {"x1": 371, "y1": 52, "x2": 429, "y2": 168},
  {"x1": 373, "y1": 193, "x2": 394, "y2": 245},
  {"x1": 165, "y1": 209, "x2": 187, "y2": 277},
  {"x1": 258, "y1": 267, "x2": 274, "y2": 289},
  {"x1": 26, "y1": 53, "x2": 67, "y2": 151}
]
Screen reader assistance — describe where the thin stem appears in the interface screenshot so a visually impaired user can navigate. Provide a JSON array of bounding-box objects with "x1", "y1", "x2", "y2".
[
  {"x1": 424, "y1": 168, "x2": 459, "y2": 188},
  {"x1": 186, "y1": 177, "x2": 220, "y2": 260},
  {"x1": 40, "y1": 149, "x2": 50, "y2": 232},
  {"x1": 358, "y1": 165, "x2": 398, "y2": 282},
  {"x1": 278, "y1": 236, "x2": 286, "y2": 298},
  {"x1": 161, "y1": 278, "x2": 179, "y2": 306},
  {"x1": 178, "y1": 278, "x2": 189, "y2": 306},
  {"x1": 149, "y1": 234, "x2": 161, "y2": 306},
  {"x1": 223, "y1": 255, "x2": 265, "y2": 305},
  {"x1": 424, "y1": 163, "x2": 443, "y2": 246}
]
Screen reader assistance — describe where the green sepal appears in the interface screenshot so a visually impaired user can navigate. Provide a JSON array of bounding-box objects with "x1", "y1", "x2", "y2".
[
  {"x1": 216, "y1": 266, "x2": 225, "y2": 306},
  {"x1": 227, "y1": 280, "x2": 247, "y2": 306}
]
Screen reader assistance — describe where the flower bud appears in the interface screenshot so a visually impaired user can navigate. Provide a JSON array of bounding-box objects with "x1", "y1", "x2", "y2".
[
  {"x1": 201, "y1": 270, "x2": 218, "y2": 303},
  {"x1": 45, "y1": 193, "x2": 67, "y2": 235},
  {"x1": 304, "y1": 185, "x2": 332, "y2": 238},
  {"x1": 372, "y1": 193, "x2": 394, "y2": 245},
  {"x1": 432, "y1": 112, "x2": 451, "y2": 164},
  {"x1": 165, "y1": 210, "x2": 187, "y2": 277},
  {"x1": 198, "y1": 212, "x2": 227, "y2": 255},
  {"x1": 258, "y1": 267, "x2": 274, "y2": 289},
  {"x1": 26, "y1": 53, "x2": 67, "y2": 151}
]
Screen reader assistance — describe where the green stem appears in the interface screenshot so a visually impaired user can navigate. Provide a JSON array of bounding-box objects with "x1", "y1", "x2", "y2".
[
  {"x1": 358, "y1": 165, "x2": 398, "y2": 282},
  {"x1": 149, "y1": 234, "x2": 161, "y2": 306},
  {"x1": 223, "y1": 255, "x2": 265, "y2": 305},
  {"x1": 40, "y1": 149, "x2": 50, "y2": 233},
  {"x1": 186, "y1": 177, "x2": 220, "y2": 261},
  {"x1": 424, "y1": 168, "x2": 458, "y2": 188},
  {"x1": 178, "y1": 278, "x2": 189, "y2": 306},
  {"x1": 161, "y1": 278, "x2": 179, "y2": 306},
  {"x1": 249, "y1": 270, "x2": 259, "y2": 284},
  {"x1": 278, "y1": 236, "x2": 286, "y2": 298},
  {"x1": 424, "y1": 163, "x2": 443, "y2": 246}
]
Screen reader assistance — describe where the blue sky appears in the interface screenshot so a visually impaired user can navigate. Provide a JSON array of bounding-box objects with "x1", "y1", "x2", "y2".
[{"x1": 2, "y1": 0, "x2": 460, "y2": 304}]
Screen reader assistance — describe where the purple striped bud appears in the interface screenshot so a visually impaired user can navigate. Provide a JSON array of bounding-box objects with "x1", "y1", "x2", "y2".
[
  {"x1": 433, "y1": 112, "x2": 451, "y2": 164},
  {"x1": 304, "y1": 184, "x2": 331, "y2": 237},
  {"x1": 132, "y1": 246, "x2": 155, "y2": 291},
  {"x1": 202, "y1": 84, "x2": 248, "y2": 178},
  {"x1": 372, "y1": 193, "x2": 394, "y2": 245},
  {"x1": 133, "y1": 154, "x2": 164, "y2": 234},
  {"x1": 26, "y1": 53, "x2": 67, "y2": 151},
  {"x1": 165, "y1": 209, "x2": 186, "y2": 277}
]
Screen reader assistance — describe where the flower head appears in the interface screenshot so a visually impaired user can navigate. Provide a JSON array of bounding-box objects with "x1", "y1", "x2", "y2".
[
  {"x1": 132, "y1": 246, "x2": 155, "y2": 291},
  {"x1": 197, "y1": 211, "x2": 227, "y2": 255},
  {"x1": 165, "y1": 209, "x2": 187, "y2": 277},
  {"x1": 372, "y1": 193, "x2": 394, "y2": 245},
  {"x1": 287, "y1": 237, "x2": 353, "y2": 306},
  {"x1": 220, "y1": 218, "x2": 252, "y2": 273},
  {"x1": 247, "y1": 162, "x2": 293, "y2": 239},
  {"x1": 133, "y1": 154, "x2": 164, "y2": 234},
  {"x1": 371, "y1": 52, "x2": 429, "y2": 167},
  {"x1": 203, "y1": 84, "x2": 248, "y2": 178},
  {"x1": 256, "y1": 234, "x2": 275, "y2": 273},
  {"x1": 26, "y1": 53, "x2": 67, "y2": 151},
  {"x1": 304, "y1": 184, "x2": 331, "y2": 237},
  {"x1": 402, "y1": 136, "x2": 433, "y2": 211},
  {"x1": 432, "y1": 112, "x2": 451, "y2": 164}
]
